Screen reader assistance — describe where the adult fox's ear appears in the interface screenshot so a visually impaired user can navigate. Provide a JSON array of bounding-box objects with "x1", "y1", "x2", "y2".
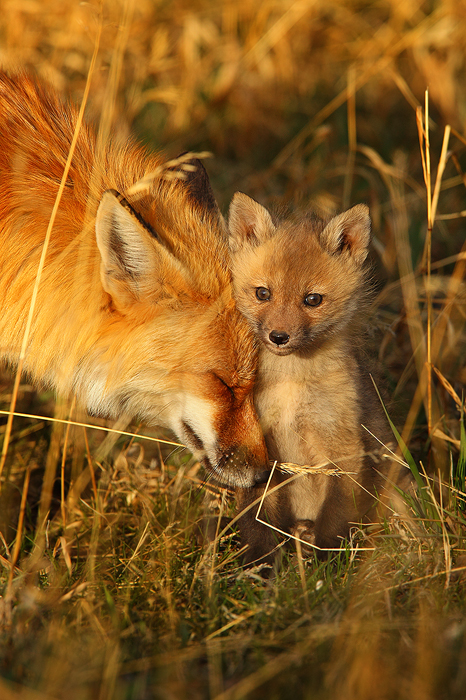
[
  {"x1": 228, "y1": 192, "x2": 276, "y2": 253},
  {"x1": 320, "y1": 204, "x2": 371, "y2": 265},
  {"x1": 96, "y1": 189, "x2": 192, "y2": 311}
]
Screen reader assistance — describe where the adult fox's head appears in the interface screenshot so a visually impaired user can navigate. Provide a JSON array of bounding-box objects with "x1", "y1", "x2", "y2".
[
  {"x1": 228, "y1": 193, "x2": 371, "y2": 356},
  {"x1": 89, "y1": 185, "x2": 269, "y2": 488},
  {"x1": 0, "y1": 73, "x2": 268, "y2": 489}
]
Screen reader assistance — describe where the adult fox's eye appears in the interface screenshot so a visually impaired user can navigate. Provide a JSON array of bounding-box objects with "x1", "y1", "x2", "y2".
[
  {"x1": 256, "y1": 287, "x2": 271, "y2": 301},
  {"x1": 304, "y1": 292, "x2": 323, "y2": 307},
  {"x1": 214, "y1": 374, "x2": 235, "y2": 400}
]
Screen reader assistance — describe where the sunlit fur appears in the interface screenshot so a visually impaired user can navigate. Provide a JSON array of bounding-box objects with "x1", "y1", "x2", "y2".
[
  {"x1": 0, "y1": 73, "x2": 268, "y2": 489},
  {"x1": 229, "y1": 193, "x2": 399, "y2": 564}
]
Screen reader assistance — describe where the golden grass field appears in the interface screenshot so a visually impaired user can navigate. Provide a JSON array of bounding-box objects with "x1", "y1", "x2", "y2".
[{"x1": 0, "y1": 0, "x2": 466, "y2": 698}]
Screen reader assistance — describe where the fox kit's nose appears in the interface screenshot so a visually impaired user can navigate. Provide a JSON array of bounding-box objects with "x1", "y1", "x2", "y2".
[{"x1": 269, "y1": 330, "x2": 290, "y2": 346}]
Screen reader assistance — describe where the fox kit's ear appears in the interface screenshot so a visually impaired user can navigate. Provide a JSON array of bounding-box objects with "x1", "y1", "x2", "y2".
[
  {"x1": 96, "y1": 189, "x2": 190, "y2": 310},
  {"x1": 320, "y1": 204, "x2": 371, "y2": 264},
  {"x1": 228, "y1": 192, "x2": 276, "y2": 253}
]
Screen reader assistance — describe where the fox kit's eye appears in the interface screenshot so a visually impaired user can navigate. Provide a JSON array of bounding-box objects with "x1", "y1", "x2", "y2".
[
  {"x1": 304, "y1": 293, "x2": 323, "y2": 307},
  {"x1": 256, "y1": 287, "x2": 271, "y2": 301}
]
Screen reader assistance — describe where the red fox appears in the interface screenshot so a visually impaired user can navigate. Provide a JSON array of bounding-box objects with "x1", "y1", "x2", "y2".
[
  {"x1": 229, "y1": 192, "x2": 395, "y2": 564},
  {"x1": 0, "y1": 73, "x2": 269, "y2": 491}
]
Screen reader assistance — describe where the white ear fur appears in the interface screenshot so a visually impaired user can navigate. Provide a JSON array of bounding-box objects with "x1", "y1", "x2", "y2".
[
  {"x1": 95, "y1": 189, "x2": 189, "y2": 308},
  {"x1": 96, "y1": 189, "x2": 157, "y2": 281},
  {"x1": 228, "y1": 192, "x2": 276, "y2": 253},
  {"x1": 320, "y1": 204, "x2": 371, "y2": 264}
]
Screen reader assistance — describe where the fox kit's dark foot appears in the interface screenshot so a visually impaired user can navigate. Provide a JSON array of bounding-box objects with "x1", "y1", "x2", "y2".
[
  {"x1": 291, "y1": 519, "x2": 316, "y2": 556},
  {"x1": 238, "y1": 511, "x2": 286, "y2": 573},
  {"x1": 235, "y1": 483, "x2": 289, "y2": 574},
  {"x1": 195, "y1": 515, "x2": 232, "y2": 547},
  {"x1": 291, "y1": 518, "x2": 353, "y2": 559}
]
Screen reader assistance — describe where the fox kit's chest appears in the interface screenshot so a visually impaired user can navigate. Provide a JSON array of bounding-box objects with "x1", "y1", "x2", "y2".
[
  {"x1": 254, "y1": 348, "x2": 361, "y2": 464},
  {"x1": 255, "y1": 378, "x2": 315, "y2": 464}
]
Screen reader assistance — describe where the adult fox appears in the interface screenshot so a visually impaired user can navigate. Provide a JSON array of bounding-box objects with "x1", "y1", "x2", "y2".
[{"x1": 0, "y1": 72, "x2": 268, "y2": 492}]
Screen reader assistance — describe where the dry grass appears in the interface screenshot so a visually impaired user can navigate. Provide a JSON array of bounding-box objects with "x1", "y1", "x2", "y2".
[{"x1": 1, "y1": 0, "x2": 466, "y2": 698}]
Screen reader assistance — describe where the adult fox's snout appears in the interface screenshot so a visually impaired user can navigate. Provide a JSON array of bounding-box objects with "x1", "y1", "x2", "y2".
[{"x1": 214, "y1": 395, "x2": 269, "y2": 488}]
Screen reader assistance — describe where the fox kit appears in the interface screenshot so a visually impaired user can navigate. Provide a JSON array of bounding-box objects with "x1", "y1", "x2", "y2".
[
  {"x1": 229, "y1": 193, "x2": 390, "y2": 564},
  {"x1": 0, "y1": 73, "x2": 269, "y2": 493}
]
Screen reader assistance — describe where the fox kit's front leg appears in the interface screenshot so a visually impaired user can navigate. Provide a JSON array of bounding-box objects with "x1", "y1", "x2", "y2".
[
  {"x1": 235, "y1": 472, "x2": 293, "y2": 569},
  {"x1": 290, "y1": 477, "x2": 364, "y2": 554}
]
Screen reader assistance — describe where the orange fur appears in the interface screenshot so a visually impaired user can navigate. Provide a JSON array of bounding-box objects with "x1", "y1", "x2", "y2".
[{"x1": 0, "y1": 72, "x2": 268, "y2": 489}]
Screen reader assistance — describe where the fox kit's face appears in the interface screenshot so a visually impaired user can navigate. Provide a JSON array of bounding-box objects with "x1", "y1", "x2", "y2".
[{"x1": 228, "y1": 194, "x2": 371, "y2": 355}]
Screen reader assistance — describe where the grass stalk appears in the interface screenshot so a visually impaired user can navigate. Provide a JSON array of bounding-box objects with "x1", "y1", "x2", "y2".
[{"x1": 0, "y1": 22, "x2": 102, "y2": 483}]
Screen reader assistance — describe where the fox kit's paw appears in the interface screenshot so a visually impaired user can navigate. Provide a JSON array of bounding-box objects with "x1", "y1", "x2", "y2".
[{"x1": 291, "y1": 519, "x2": 316, "y2": 556}]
